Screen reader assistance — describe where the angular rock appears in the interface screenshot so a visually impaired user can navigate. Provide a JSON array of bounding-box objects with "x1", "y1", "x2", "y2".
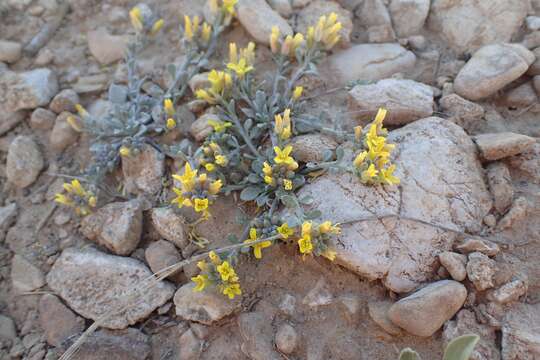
[
  {"x1": 490, "y1": 279, "x2": 527, "y2": 304},
  {"x1": 506, "y1": 141, "x2": 540, "y2": 184},
  {"x1": 49, "y1": 89, "x2": 79, "y2": 114},
  {"x1": 325, "y1": 44, "x2": 416, "y2": 86},
  {"x1": 428, "y1": 0, "x2": 529, "y2": 54},
  {"x1": 190, "y1": 112, "x2": 217, "y2": 141},
  {"x1": 30, "y1": 108, "x2": 56, "y2": 130},
  {"x1": 0, "y1": 68, "x2": 59, "y2": 111},
  {"x1": 76, "y1": 328, "x2": 150, "y2": 360},
  {"x1": 368, "y1": 300, "x2": 402, "y2": 335},
  {"x1": 348, "y1": 78, "x2": 434, "y2": 125},
  {"x1": 145, "y1": 240, "x2": 182, "y2": 279},
  {"x1": 11, "y1": 254, "x2": 46, "y2": 292},
  {"x1": 0, "y1": 109, "x2": 25, "y2": 136},
  {"x1": 87, "y1": 28, "x2": 128, "y2": 65},
  {"x1": 236, "y1": 0, "x2": 292, "y2": 45},
  {"x1": 387, "y1": 280, "x2": 467, "y2": 337},
  {"x1": 49, "y1": 112, "x2": 79, "y2": 152},
  {"x1": 290, "y1": 134, "x2": 337, "y2": 163},
  {"x1": 174, "y1": 283, "x2": 241, "y2": 325},
  {"x1": 297, "y1": 118, "x2": 492, "y2": 292},
  {"x1": 486, "y1": 162, "x2": 513, "y2": 214},
  {"x1": 467, "y1": 252, "x2": 496, "y2": 291},
  {"x1": 455, "y1": 237, "x2": 500, "y2": 257},
  {"x1": 474, "y1": 132, "x2": 536, "y2": 161},
  {"x1": 122, "y1": 145, "x2": 165, "y2": 195},
  {"x1": 0, "y1": 40, "x2": 22, "y2": 63},
  {"x1": 454, "y1": 44, "x2": 534, "y2": 101},
  {"x1": 497, "y1": 196, "x2": 528, "y2": 230},
  {"x1": 274, "y1": 323, "x2": 298, "y2": 354},
  {"x1": 438, "y1": 251, "x2": 467, "y2": 281},
  {"x1": 47, "y1": 247, "x2": 175, "y2": 329},
  {"x1": 302, "y1": 278, "x2": 333, "y2": 307},
  {"x1": 6, "y1": 135, "x2": 44, "y2": 189},
  {"x1": 150, "y1": 207, "x2": 188, "y2": 249},
  {"x1": 38, "y1": 294, "x2": 85, "y2": 347},
  {"x1": 439, "y1": 93, "x2": 484, "y2": 131},
  {"x1": 356, "y1": 0, "x2": 395, "y2": 43},
  {"x1": 526, "y1": 47, "x2": 540, "y2": 75},
  {"x1": 178, "y1": 329, "x2": 202, "y2": 360},
  {"x1": 296, "y1": 0, "x2": 353, "y2": 47},
  {"x1": 502, "y1": 304, "x2": 540, "y2": 360},
  {"x1": 80, "y1": 200, "x2": 143, "y2": 256},
  {"x1": 388, "y1": 0, "x2": 430, "y2": 37},
  {"x1": 238, "y1": 312, "x2": 281, "y2": 360}
]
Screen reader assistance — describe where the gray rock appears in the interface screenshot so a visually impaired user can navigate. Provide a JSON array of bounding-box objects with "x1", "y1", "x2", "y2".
[
  {"x1": 151, "y1": 207, "x2": 189, "y2": 249},
  {"x1": 188, "y1": 72, "x2": 210, "y2": 93},
  {"x1": 0, "y1": 68, "x2": 59, "y2": 111},
  {"x1": 296, "y1": 0, "x2": 353, "y2": 47},
  {"x1": 49, "y1": 112, "x2": 79, "y2": 152},
  {"x1": 325, "y1": 43, "x2": 416, "y2": 86},
  {"x1": 6, "y1": 135, "x2": 44, "y2": 188},
  {"x1": 0, "y1": 314, "x2": 17, "y2": 341},
  {"x1": 428, "y1": 0, "x2": 529, "y2": 54},
  {"x1": 438, "y1": 251, "x2": 467, "y2": 281},
  {"x1": 178, "y1": 329, "x2": 202, "y2": 360},
  {"x1": 0, "y1": 203, "x2": 17, "y2": 234},
  {"x1": 356, "y1": 0, "x2": 395, "y2": 43},
  {"x1": 76, "y1": 328, "x2": 150, "y2": 360},
  {"x1": 348, "y1": 78, "x2": 434, "y2": 125},
  {"x1": 387, "y1": 280, "x2": 467, "y2": 337},
  {"x1": 454, "y1": 44, "x2": 534, "y2": 101},
  {"x1": 30, "y1": 108, "x2": 56, "y2": 130},
  {"x1": 238, "y1": 312, "x2": 281, "y2": 360},
  {"x1": 80, "y1": 200, "x2": 143, "y2": 256},
  {"x1": 290, "y1": 134, "x2": 337, "y2": 163},
  {"x1": 526, "y1": 16, "x2": 540, "y2": 31},
  {"x1": 388, "y1": 0, "x2": 430, "y2": 37},
  {"x1": 0, "y1": 40, "x2": 22, "y2": 63},
  {"x1": 527, "y1": 47, "x2": 540, "y2": 75},
  {"x1": 486, "y1": 162, "x2": 513, "y2": 214},
  {"x1": 455, "y1": 237, "x2": 500, "y2": 257},
  {"x1": 11, "y1": 254, "x2": 46, "y2": 292},
  {"x1": 145, "y1": 240, "x2": 182, "y2": 279},
  {"x1": 502, "y1": 82, "x2": 538, "y2": 108},
  {"x1": 274, "y1": 323, "x2": 298, "y2": 354},
  {"x1": 502, "y1": 304, "x2": 540, "y2": 360},
  {"x1": 267, "y1": 0, "x2": 293, "y2": 17},
  {"x1": 49, "y1": 89, "x2": 79, "y2": 114},
  {"x1": 0, "y1": 109, "x2": 25, "y2": 136},
  {"x1": 87, "y1": 28, "x2": 128, "y2": 65},
  {"x1": 72, "y1": 74, "x2": 108, "y2": 94},
  {"x1": 490, "y1": 279, "x2": 527, "y2": 304},
  {"x1": 368, "y1": 300, "x2": 402, "y2": 335},
  {"x1": 467, "y1": 252, "x2": 496, "y2": 291},
  {"x1": 122, "y1": 145, "x2": 165, "y2": 195},
  {"x1": 236, "y1": 0, "x2": 292, "y2": 45},
  {"x1": 47, "y1": 247, "x2": 175, "y2": 329},
  {"x1": 38, "y1": 294, "x2": 85, "y2": 347},
  {"x1": 174, "y1": 283, "x2": 241, "y2": 325},
  {"x1": 497, "y1": 196, "x2": 528, "y2": 230},
  {"x1": 474, "y1": 132, "x2": 536, "y2": 161}
]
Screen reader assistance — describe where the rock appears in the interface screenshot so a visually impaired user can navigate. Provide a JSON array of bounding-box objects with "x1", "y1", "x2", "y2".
[
  {"x1": 474, "y1": 132, "x2": 536, "y2": 161},
  {"x1": 0, "y1": 68, "x2": 59, "y2": 111},
  {"x1": 11, "y1": 254, "x2": 46, "y2": 292},
  {"x1": 238, "y1": 312, "x2": 281, "y2": 360},
  {"x1": 407, "y1": 35, "x2": 427, "y2": 51},
  {"x1": 188, "y1": 72, "x2": 210, "y2": 93},
  {"x1": 190, "y1": 112, "x2": 217, "y2": 141},
  {"x1": 438, "y1": 251, "x2": 467, "y2": 281},
  {"x1": 0, "y1": 315, "x2": 17, "y2": 341},
  {"x1": 506, "y1": 141, "x2": 540, "y2": 184},
  {"x1": 49, "y1": 112, "x2": 79, "y2": 152},
  {"x1": 236, "y1": 0, "x2": 292, "y2": 45},
  {"x1": 302, "y1": 278, "x2": 333, "y2": 307},
  {"x1": 274, "y1": 323, "x2": 298, "y2": 354},
  {"x1": 486, "y1": 162, "x2": 513, "y2": 214},
  {"x1": 49, "y1": 89, "x2": 79, "y2": 114},
  {"x1": 292, "y1": 0, "x2": 312, "y2": 8},
  {"x1": 6, "y1": 135, "x2": 44, "y2": 188},
  {"x1": 502, "y1": 82, "x2": 538, "y2": 108},
  {"x1": 502, "y1": 304, "x2": 540, "y2": 360},
  {"x1": 368, "y1": 300, "x2": 402, "y2": 335},
  {"x1": 278, "y1": 294, "x2": 296, "y2": 316},
  {"x1": 388, "y1": 0, "x2": 430, "y2": 37},
  {"x1": 80, "y1": 200, "x2": 143, "y2": 256},
  {"x1": 410, "y1": 49, "x2": 440, "y2": 85},
  {"x1": 527, "y1": 16, "x2": 540, "y2": 31},
  {"x1": 527, "y1": 47, "x2": 540, "y2": 75},
  {"x1": 145, "y1": 240, "x2": 182, "y2": 278},
  {"x1": 387, "y1": 280, "x2": 467, "y2": 337},
  {"x1": 297, "y1": 118, "x2": 492, "y2": 292},
  {"x1": 174, "y1": 283, "x2": 241, "y2": 325},
  {"x1": 428, "y1": 0, "x2": 529, "y2": 54},
  {"x1": 453, "y1": 44, "x2": 534, "y2": 101},
  {"x1": 30, "y1": 108, "x2": 56, "y2": 130},
  {"x1": 455, "y1": 237, "x2": 500, "y2": 257},
  {"x1": 497, "y1": 196, "x2": 528, "y2": 230},
  {"x1": 0, "y1": 203, "x2": 17, "y2": 234},
  {"x1": 467, "y1": 252, "x2": 496, "y2": 291},
  {"x1": 490, "y1": 279, "x2": 527, "y2": 304},
  {"x1": 38, "y1": 294, "x2": 85, "y2": 347},
  {"x1": 47, "y1": 247, "x2": 175, "y2": 329},
  {"x1": 348, "y1": 78, "x2": 434, "y2": 125},
  {"x1": 34, "y1": 48, "x2": 54, "y2": 66},
  {"x1": 150, "y1": 207, "x2": 189, "y2": 249},
  {"x1": 296, "y1": 0, "x2": 353, "y2": 47},
  {"x1": 325, "y1": 44, "x2": 416, "y2": 86},
  {"x1": 122, "y1": 145, "x2": 165, "y2": 195},
  {"x1": 0, "y1": 109, "x2": 25, "y2": 136},
  {"x1": 0, "y1": 40, "x2": 22, "y2": 63},
  {"x1": 76, "y1": 328, "x2": 150, "y2": 360},
  {"x1": 178, "y1": 329, "x2": 202, "y2": 360},
  {"x1": 443, "y1": 309, "x2": 501, "y2": 360},
  {"x1": 356, "y1": 0, "x2": 395, "y2": 43},
  {"x1": 267, "y1": 0, "x2": 292, "y2": 17},
  {"x1": 87, "y1": 28, "x2": 128, "y2": 65},
  {"x1": 439, "y1": 94, "x2": 484, "y2": 131},
  {"x1": 72, "y1": 74, "x2": 108, "y2": 94},
  {"x1": 290, "y1": 134, "x2": 337, "y2": 163}
]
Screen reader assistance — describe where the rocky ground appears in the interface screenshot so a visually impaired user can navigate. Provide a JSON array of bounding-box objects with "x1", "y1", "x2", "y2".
[{"x1": 0, "y1": 0, "x2": 540, "y2": 359}]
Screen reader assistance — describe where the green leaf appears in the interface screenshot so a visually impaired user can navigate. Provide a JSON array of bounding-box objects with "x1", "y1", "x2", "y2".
[
  {"x1": 443, "y1": 334, "x2": 480, "y2": 360},
  {"x1": 399, "y1": 348, "x2": 421, "y2": 360},
  {"x1": 336, "y1": 146, "x2": 345, "y2": 161},
  {"x1": 304, "y1": 209, "x2": 322, "y2": 220},
  {"x1": 299, "y1": 195, "x2": 314, "y2": 205},
  {"x1": 240, "y1": 186, "x2": 262, "y2": 201},
  {"x1": 281, "y1": 195, "x2": 299, "y2": 209}
]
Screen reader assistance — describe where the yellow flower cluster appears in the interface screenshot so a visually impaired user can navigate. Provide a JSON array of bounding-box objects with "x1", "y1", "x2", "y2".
[
  {"x1": 353, "y1": 108, "x2": 400, "y2": 185},
  {"x1": 297, "y1": 220, "x2": 340, "y2": 260},
  {"x1": 183, "y1": 15, "x2": 212, "y2": 44},
  {"x1": 262, "y1": 146, "x2": 298, "y2": 190},
  {"x1": 208, "y1": 0, "x2": 238, "y2": 17},
  {"x1": 307, "y1": 13, "x2": 342, "y2": 50},
  {"x1": 163, "y1": 99, "x2": 177, "y2": 130},
  {"x1": 270, "y1": 27, "x2": 304, "y2": 58},
  {"x1": 171, "y1": 163, "x2": 222, "y2": 216},
  {"x1": 54, "y1": 180, "x2": 97, "y2": 216},
  {"x1": 192, "y1": 251, "x2": 242, "y2": 299},
  {"x1": 227, "y1": 42, "x2": 255, "y2": 79},
  {"x1": 243, "y1": 228, "x2": 272, "y2": 259},
  {"x1": 208, "y1": 119, "x2": 232, "y2": 133},
  {"x1": 195, "y1": 70, "x2": 232, "y2": 104},
  {"x1": 274, "y1": 108, "x2": 292, "y2": 140},
  {"x1": 199, "y1": 141, "x2": 229, "y2": 172},
  {"x1": 129, "y1": 6, "x2": 164, "y2": 36}
]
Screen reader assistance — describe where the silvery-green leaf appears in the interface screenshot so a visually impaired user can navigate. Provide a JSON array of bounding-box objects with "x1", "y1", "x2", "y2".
[
  {"x1": 108, "y1": 84, "x2": 128, "y2": 104},
  {"x1": 322, "y1": 149, "x2": 334, "y2": 162},
  {"x1": 281, "y1": 195, "x2": 299, "y2": 209},
  {"x1": 299, "y1": 195, "x2": 314, "y2": 205},
  {"x1": 336, "y1": 147, "x2": 345, "y2": 161},
  {"x1": 240, "y1": 186, "x2": 262, "y2": 201},
  {"x1": 399, "y1": 348, "x2": 421, "y2": 360},
  {"x1": 443, "y1": 334, "x2": 480, "y2": 360},
  {"x1": 244, "y1": 118, "x2": 253, "y2": 131},
  {"x1": 247, "y1": 173, "x2": 260, "y2": 183},
  {"x1": 167, "y1": 64, "x2": 176, "y2": 78},
  {"x1": 304, "y1": 210, "x2": 322, "y2": 220}
]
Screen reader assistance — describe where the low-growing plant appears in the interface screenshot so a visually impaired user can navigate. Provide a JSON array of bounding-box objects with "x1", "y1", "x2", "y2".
[{"x1": 399, "y1": 334, "x2": 480, "y2": 360}]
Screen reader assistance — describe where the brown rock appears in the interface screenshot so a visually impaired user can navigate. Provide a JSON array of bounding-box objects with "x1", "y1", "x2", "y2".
[
  {"x1": 122, "y1": 145, "x2": 165, "y2": 195},
  {"x1": 30, "y1": 108, "x2": 56, "y2": 130},
  {"x1": 151, "y1": 207, "x2": 188, "y2": 249},
  {"x1": 368, "y1": 300, "x2": 402, "y2": 336},
  {"x1": 39, "y1": 294, "x2": 85, "y2": 347},
  {"x1": 467, "y1": 252, "x2": 496, "y2": 291},
  {"x1": 497, "y1": 196, "x2": 528, "y2": 230},
  {"x1": 49, "y1": 89, "x2": 79, "y2": 114},
  {"x1": 76, "y1": 328, "x2": 150, "y2": 360},
  {"x1": 474, "y1": 132, "x2": 536, "y2": 161},
  {"x1": 290, "y1": 134, "x2": 337, "y2": 163},
  {"x1": 145, "y1": 240, "x2": 182, "y2": 279},
  {"x1": 49, "y1": 112, "x2": 79, "y2": 152},
  {"x1": 486, "y1": 162, "x2": 513, "y2": 214},
  {"x1": 438, "y1": 251, "x2": 467, "y2": 281},
  {"x1": 455, "y1": 237, "x2": 500, "y2": 257}
]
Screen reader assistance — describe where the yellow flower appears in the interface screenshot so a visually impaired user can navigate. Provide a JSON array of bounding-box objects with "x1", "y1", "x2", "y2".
[
  {"x1": 222, "y1": 283, "x2": 241, "y2": 299},
  {"x1": 66, "y1": 116, "x2": 82, "y2": 132},
  {"x1": 274, "y1": 145, "x2": 298, "y2": 170},
  {"x1": 374, "y1": 107, "x2": 387, "y2": 125},
  {"x1": 205, "y1": 163, "x2": 216, "y2": 172},
  {"x1": 222, "y1": 0, "x2": 238, "y2": 15},
  {"x1": 88, "y1": 196, "x2": 97, "y2": 208},
  {"x1": 319, "y1": 221, "x2": 340, "y2": 235},
  {"x1": 321, "y1": 249, "x2": 336, "y2": 261},
  {"x1": 264, "y1": 175, "x2": 275, "y2": 186},
  {"x1": 277, "y1": 223, "x2": 294, "y2": 239},
  {"x1": 215, "y1": 154, "x2": 228, "y2": 166},
  {"x1": 313, "y1": 13, "x2": 342, "y2": 50},
  {"x1": 194, "y1": 198, "x2": 209, "y2": 212},
  {"x1": 129, "y1": 7, "x2": 144, "y2": 32},
  {"x1": 361, "y1": 163, "x2": 378, "y2": 182},
  {"x1": 201, "y1": 22, "x2": 212, "y2": 43},
  {"x1": 217, "y1": 261, "x2": 237, "y2": 281},
  {"x1": 209, "y1": 179, "x2": 222, "y2": 195},
  {"x1": 306, "y1": 26, "x2": 315, "y2": 48},
  {"x1": 166, "y1": 118, "x2": 176, "y2": 129},
  {"x1": 75, "y1": 104, "x2": 88, "y2": 118},
  {"x1": 293, "y1": 86, "x2": 303, "y2": 100},
  {"x1": 354, "y1": 125, "x2": 362, "y2": 141},
  {"x1": 244, "y1": 228, "x2": 272, "y2": 259},
  {"x1": 380, "y1": 164, "x2": 400, "y2": 185},
  {"x1": 283, "y1": 179, "x2": 293, "y2": 190},
  {"x1": 119, "y1": 146, "x2": 131, "y2": 157},
  {"x1": 274, "y1": 109, "x2": 292, "y2": 140},
  {"x1": 262, "y1": 162, "x2": 273, "y2": 176},
  {"x1": 197, "y1": 260, "x2": 209, "y2": 271},
  {"x1": 150, "y1": 19, "x2": 164, "y2": 35},
  {"x1": 298, "y1": 235, "x2": 313, "y2": 254},
  {"x1": 55, "y1": 180, "x2": 96, "y2": 216},
  {"x1": 184, "y1": 15, "x2": 194, "y2": 41},
  {"x1": 54, "y1": 193, "x2": 73, "y2": 206},
  {"x1": 208, "y1": 119, "x2": 232, "y2": 133},
  {"x1": 164, "y1": 99, "x2": 175, "y2": 116},
  {"x1": 270, "y1": 26, "x2": 281, "y2": 53},
  {"x1": 301, "y1": 221, "x2": 312, "y2": 238},
  {"x1": 195, "y1": 89, "x2": 215, "y2": 104},
  {"x1": 227, "y1": 58, "x2": 253, "y2": 78},
  {"x1": 191, "y1": 274, "x2": 209, "y2": 292},
  {"x1": 281, "y1": 33, "x2": 304, "y2": 57},
  {"x1": 173, "y1": 163, "x2": 198, "y2": 186},
  {"x1": 229, "y1": 42, "x2": 238, "y2": 64},
  {"x1": 241, "y1": 42, "x2": 256, "y2": 64},
  {"x1": 353, "y1": 151, "x2": 367, "y2": 168},
  {"x1": 209, "y1": 251, "x2": 221, "y2": 265}
]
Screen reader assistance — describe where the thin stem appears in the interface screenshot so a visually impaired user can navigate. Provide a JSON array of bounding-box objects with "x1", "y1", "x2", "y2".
[{"x1": 222, "y1": 100, "x2": 261, "y2": 158}]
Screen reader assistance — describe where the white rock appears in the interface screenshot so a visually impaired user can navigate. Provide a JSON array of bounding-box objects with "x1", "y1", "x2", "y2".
[
  {"x1": 454, "y1": 44, "x2": 534, "y2": 101},
  {"x1": 11, "y1": 254, "x2": 46, "y2": 292},
  {"x1": 297, "y1": 118, "x2": 492, "y2": 293},
  {"x1": 236, "y1": 0, "x2": 292, "y2": 45},
  {"x1": 467, "y1": 252, "x2": 496, "y2": 291},
  {"x1": 387, "y1": 280, "x2": 467, "y2": 337},
  {"x1": 428, "y1": 0, "x2": 529, "y2": 54},
  {"x1": 0, "y1": 40, "x2": 22, "y2": 63},
  {"x1": 473, "y1": 132, "x2": 536, "y2": 161},
  {"x1": 47, "y1": 247, "x2": 175, "y2": 329},
  {"x1": 296, "y1": 0, "x2": 353, "y2": 47},
  {"x1": 325, "y1": 44, "x2": 416, "y2": 86},
  {"x1": 438, "y1": 251, "x2": 467, "y2": 281},
  {"x1": 348, "y1": 78, "x2": 434, "y2": 125},
  {"x1": 526, "y1": 16, "x2": 540, "y2": 31},
  {"x1": 6, "y1": 135, "x2": 44, "y2": 189},
  {"x1": 0, "y1": 68, "x2": 59, "y2": 111},
  {"x1": 388, "y1": 0, "x2": 430, "y2": 37},
  {"x1": 87, "y1": 28, "x2": 128, "y2": 65},
  {"x1": 455, "y1": 237, "x2": 500, "y2": 257}
]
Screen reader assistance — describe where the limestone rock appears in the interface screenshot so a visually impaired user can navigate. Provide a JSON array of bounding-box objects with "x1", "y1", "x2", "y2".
[
  {"x1": 236, "y1": 0, "x2": 292, "y2": 45},
  {"x1": 454, "y1": 44, "x2": 534, "y2": 101},
  {"x1": 297, "y1": 117, "x2": 492, "y2": 292},
  {"x1": 296, "y1": 0, "x2": 353, "y2": 47},
  {"x1": 438, "y1": 251, "x2": 467, "y2": 281},
  {"x1": 290, "y1": 134, "x2": 337, "y2": 163},
  {"x1": 11, "y1": 254, "x2": 45, "y2": 292},
  {"x1": 474, "y1": 132, "x2": 536, "y2": 161},
  {"x1": 49, "y1": 112, "x2": 79, "y2": 152},
  {"x1": 76, "y1": 328, "x2": 151, "y2": 360},
  {"x1": 174, "y1": 283, "x2": 241, "y2": 325},
  {"x1": 6, "y1": 136, "x2": 44, "y2": 189},
  {"x1": 0, "y1": 68, "x2": 59, "y2": 111},
  {"x1": 486, "y1": 162, "x2": 513, "y2": 214},
  {"x1": 122, "y1": 145, "x2": 165, "y2": 195},
  {"x1": 151, "y1": 207, "x2": 189, "y2": 249},
  {"x1": 87, "y1": 28, "x2": 128, "y2": 65},
  {"x1": 388, "y1": 280, "x2": 467, "y2": 337},
  {"x1": 368, "y1": 300, "x2": 402, "y2": 335},
  {"x1": 0, "y1": 40, "x2": 22, "y2": 63},
  {"x1": 80, "y1": 200, "x2": 143, "y2": 256},
  {"x1": 388, "y1": 0, "x2": 430, "y2": 37},
  {"x1": 38, "y1": 294, "x2": 85, "y2": 347},
  {"x1": 348, "y1": 78, "x2": 434, "y2": 125},
  {"x1": 455, "y1": 237, "x2": 500, "y2": 257},
  {"x1": 490, "y1": 279, "x2": 527, "y2": 304},
  {"x1": 502, "y1": 304, "x2": 540, "y2": 359},
  {"x1": 467, "y1": 252, "x2": 496, "y2": 291},
  {"x1": 47, "y1": 247, "x2": 175, "y2": 329}
]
